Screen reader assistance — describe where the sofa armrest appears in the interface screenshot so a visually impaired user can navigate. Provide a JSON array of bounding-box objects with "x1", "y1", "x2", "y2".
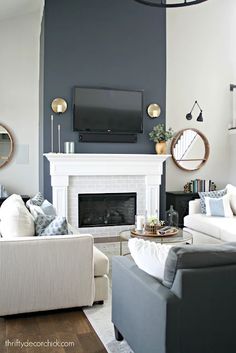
[
  {"x1": 112, "y1": 256, "x2": 180, "y2": 353},
  {"x1": 0, "y1": 234, "x2": 95, "y2": 315},
  {"x1": 188, "y1": 199, "x2": 201, "y2": 215}
]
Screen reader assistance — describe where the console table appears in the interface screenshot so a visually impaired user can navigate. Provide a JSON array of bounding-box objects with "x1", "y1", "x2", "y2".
[{"x1": 166, "y1": 191, "x2": 200, "y2": 228}]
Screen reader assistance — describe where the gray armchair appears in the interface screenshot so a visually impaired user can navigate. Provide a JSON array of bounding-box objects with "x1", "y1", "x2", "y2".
[{"x1": 112, "y1": 243, "x2": 236, "y2": 353}]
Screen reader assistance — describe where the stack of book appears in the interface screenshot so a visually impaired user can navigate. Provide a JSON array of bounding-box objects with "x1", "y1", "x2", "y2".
[{"x1": 184, "y1": 179, "x2": 217, "y2": 193}]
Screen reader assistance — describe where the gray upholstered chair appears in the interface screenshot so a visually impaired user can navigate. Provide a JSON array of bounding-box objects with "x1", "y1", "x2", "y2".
[{"x1": 112, "y1": 243, "x2": 236, "y2": 353}]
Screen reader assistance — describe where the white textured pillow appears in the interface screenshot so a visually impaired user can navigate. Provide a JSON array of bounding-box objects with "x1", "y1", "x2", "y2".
[
  {"x1": 205, "y1": 194, "x2": 233, "y2": 218},
  {"x1": 226, "y1": 184, "x2": 236, "y2": 215},
  {"x1": 128, "y1": 238, "x2": 172, "y2": 281},
  {"x1": 0, "y1": 194, "x2": 35, "y2": 238}
]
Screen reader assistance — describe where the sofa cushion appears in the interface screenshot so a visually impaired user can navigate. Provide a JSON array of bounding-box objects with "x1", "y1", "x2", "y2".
[
  {"x1": 184, "y1": 214, "x2": 236, "y2": 242},
  {"x1": 163, "y1": 242, "x2": 236, "y2": 288},
  {"x1": 93, "y1": 246, "x2": 109, "y2": 277},
  {"x1": 128, "y1": 238, "x2": 172, "y2": 281},
  {"x1": 35, "y1": 214, "x2": 69, "y2": 236},
  {"x1": 0, "y1": 194, "x2": 34, "y2": 238}
]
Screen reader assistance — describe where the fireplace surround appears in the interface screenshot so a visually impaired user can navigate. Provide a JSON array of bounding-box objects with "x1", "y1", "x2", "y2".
[{"x1": 44, "y1": 153, "x2": 170, "y2": 236}]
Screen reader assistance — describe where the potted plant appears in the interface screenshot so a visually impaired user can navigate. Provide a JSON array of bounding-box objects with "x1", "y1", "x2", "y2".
[{"x1": 149, "y1": 124, "x2": 174, "y2": 154}]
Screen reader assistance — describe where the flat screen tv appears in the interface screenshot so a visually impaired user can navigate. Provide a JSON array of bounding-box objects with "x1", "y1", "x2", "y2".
[{"x1": 73, "y1": 87, "x2": 143, "y2": 134}]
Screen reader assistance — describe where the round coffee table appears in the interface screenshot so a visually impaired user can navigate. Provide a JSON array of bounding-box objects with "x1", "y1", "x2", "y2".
[{"x1": 119, "y1": 228, "x2": 193, "y2": 255}]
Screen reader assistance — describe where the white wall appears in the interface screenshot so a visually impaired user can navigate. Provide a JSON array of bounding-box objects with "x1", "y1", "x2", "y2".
[
  {"x1": 0, "y1": 10, "x2": 42, "y2": 196},
  {"x1": 166, "y1": 0, "x2": 236, "y2": 191}
]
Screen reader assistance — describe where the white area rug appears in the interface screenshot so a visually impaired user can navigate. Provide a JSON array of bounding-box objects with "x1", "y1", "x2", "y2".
[{"x1": 83, "y1": 242, "x2": 134, "y2": 353}]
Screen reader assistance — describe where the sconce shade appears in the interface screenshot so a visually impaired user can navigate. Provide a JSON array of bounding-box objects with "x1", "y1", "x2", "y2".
[
  {"x1": 197, "y1": 111, "x2": 203, "y2": 122},
  {"x1": 147, "y1": 103, "x2": 161, "y2": 119},
  {"x1": 51, "y1": 98, "x2": 68, "y2": 114}
]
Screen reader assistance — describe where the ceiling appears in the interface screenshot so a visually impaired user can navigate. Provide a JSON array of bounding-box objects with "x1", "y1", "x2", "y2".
[{"x1": 0, "y1": 0, "x2": 43, "y2": 21}]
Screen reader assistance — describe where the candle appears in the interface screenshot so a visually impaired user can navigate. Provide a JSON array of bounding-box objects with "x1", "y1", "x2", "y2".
[
  {"x1": 136, "y1": 215, "x2": 144, "y2": 231},
  {"x1": 51, "y1": 115, "x2": 54, "y2": 152},
  {"x1": 58, "y1": 124, "x2": 61, "y2": 153}
]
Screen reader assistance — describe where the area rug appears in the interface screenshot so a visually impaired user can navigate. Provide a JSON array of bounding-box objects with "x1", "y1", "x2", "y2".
[{"x1": 83, "y1": 242, "x2": 134, "y2": 353}]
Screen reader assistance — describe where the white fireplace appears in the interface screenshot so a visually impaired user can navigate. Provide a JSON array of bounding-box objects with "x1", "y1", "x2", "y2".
[{"x1": 44, "y1": 153, "x2": 170, "y2": 236}]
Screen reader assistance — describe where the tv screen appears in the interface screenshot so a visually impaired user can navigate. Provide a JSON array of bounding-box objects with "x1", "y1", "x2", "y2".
[{"x1": 73, "y1": 87, "x2": 143, "y2": 133}]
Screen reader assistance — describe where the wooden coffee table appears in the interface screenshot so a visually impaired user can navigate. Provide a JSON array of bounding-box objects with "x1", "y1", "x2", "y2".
[{"x1": 119, "y1": 228, "x2": 193, "y2": 255}]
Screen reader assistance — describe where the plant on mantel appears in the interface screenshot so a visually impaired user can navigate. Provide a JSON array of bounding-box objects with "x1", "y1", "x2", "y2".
[{"x1": 149, "y1": 124, "x2": 174, "y2": 154}]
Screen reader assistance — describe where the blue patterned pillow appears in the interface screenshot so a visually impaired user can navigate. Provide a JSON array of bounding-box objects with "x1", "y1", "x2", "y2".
[
  {"x1": 198, "y1": 189, "x2": 227, "y2": 214},
  {"x1": 31, "y1": 192, "x2": 44, "y2": 206},
  {"x1": 35, "y1": 215, "x2": 55, "y2": 235},
  {"x1": 41, "y1": 217, "x2": 69, "y2": 236},
  {"x1": 35, "y1": 214, "x2": 69, "y2": 236}
]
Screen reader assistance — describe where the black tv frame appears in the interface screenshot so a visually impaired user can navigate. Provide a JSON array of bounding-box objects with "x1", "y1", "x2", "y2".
[{"x1": 73, "y1": 86, "x2": 143, "y2": 143}]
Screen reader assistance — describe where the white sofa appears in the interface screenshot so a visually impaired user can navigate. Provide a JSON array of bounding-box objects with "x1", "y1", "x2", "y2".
[
  {"x1": 0, "y1": 233, "x2": 109, "y2": 316},
  {"x1": 184, "y1": 198, "x2": 236, "y2": 244}
]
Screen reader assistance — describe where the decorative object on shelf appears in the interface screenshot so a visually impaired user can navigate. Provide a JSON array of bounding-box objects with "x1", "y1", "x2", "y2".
[
  {"x1": 149, "y1": 124, "x2": 174, "y2": 155},
  {"x1": 184, "y1": 179, "x2": 217, "y2": 193},
  {"x1": 186, "y1": 100, "x2": 204, "y2": 122},
  {"x1": 0, "y1": 124, "x2": 14, "y2": 168},
  {"x1": 57, "y1": 124, "x2": 61, "y2": 153},
  {"x1": 133, "y1": 0, "x2": 208, "y2": 8},
  {"x1": 50, "y1": 115, "x2": 54, "y2": 152},
  {"x1": 171, "y1": 128, "x2": 210, "y2": 171},
  {"x1": 166, "y1": 191, "x2": 200, "y2": 228},
  {"x1": 165, "y1": 205, "x2": 179, "y2": 227},
  {"x1": 64, "y1": 141, "x2": 75, "y2": 154},
  {"x1": 51, "y1": 98, "x2": 68, "y2": 114},
  {"x1": 147, "y1": 103, "x2": 161, "y2": 119},
  {"x1": 0, "y1": 185, "x2": 9, "y2": 198}
]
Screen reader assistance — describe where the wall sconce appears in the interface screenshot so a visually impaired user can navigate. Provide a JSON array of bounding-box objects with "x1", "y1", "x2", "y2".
[
  {"x1": 186, "y1": 100, "x2": 204, "y2": 122},
  {"x1": 51, "y1": 98, "x2": 68, "y2": 114},
  {"x1": 147, "y1": 103, "x2": 161, "y2": 119}
]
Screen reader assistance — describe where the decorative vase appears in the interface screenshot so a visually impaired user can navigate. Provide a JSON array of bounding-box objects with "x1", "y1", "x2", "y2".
[
  {"x1": 155, "y1": 141, "x2": 167, "y2": 154},
  {"x1": 165, "y1": 205, "x2": 179, "y2": 227}
]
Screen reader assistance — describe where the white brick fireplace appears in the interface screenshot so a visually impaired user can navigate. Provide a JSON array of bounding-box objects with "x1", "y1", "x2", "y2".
[{"x1": 44, "y1": 153, "x2": 170, "y2": 236}]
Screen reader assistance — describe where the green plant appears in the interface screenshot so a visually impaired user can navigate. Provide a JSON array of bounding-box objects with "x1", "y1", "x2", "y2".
[
  {"x1": 149, "y1": 124, "x2": 174, "y2": 143},
  {"x1": 147, "y1": 216, "x2": 165, "y2": 227}
]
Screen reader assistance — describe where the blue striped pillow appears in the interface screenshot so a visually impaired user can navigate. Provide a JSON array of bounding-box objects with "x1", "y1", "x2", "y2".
[{"x1": 205, "y1": 194, "x2": 233, "y2": 218}]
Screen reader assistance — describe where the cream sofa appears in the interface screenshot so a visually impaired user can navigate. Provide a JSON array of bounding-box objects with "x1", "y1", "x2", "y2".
[
  {"x1": 0, "y1": 233, "x2": 109, "y2": 316},
  {"x1": 184, "y1": 199, "x2": 236, "y2": 244}
]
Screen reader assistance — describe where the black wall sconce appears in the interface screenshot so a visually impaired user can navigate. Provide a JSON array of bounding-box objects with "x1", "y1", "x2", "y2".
[{"x1": 186, "y1": 101, "x2": 204, "y2": 122}]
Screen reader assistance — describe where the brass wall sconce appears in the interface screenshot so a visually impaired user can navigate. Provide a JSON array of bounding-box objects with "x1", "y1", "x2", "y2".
[
  {"x1": 147, "y1": 103, "x2": 161, "y2": 119},
  {"x1": 51, "y1": 98, "x2": 68, "y2": 114}
]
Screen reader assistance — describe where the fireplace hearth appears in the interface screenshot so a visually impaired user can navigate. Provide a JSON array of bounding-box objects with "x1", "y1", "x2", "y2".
[{"x1": 78, "y1": 193, "x2": 136, "y2": 228}]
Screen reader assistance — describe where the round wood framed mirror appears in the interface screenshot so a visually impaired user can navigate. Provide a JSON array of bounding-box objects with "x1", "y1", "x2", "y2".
[
  {"x1": 0, "y1": 124, "x2": 14, "y2": 168},
  {"x1": 171, "y1": 128, "x2": 209, "y2": 171}
]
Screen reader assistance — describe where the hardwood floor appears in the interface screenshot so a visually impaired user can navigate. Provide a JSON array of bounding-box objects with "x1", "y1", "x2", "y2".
[{"x1": 0, "y1": 309, "x2": 107, "y2": 353}]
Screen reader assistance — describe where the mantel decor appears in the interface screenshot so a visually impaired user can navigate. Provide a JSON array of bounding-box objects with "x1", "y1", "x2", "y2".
[
  {"x1": 149, "y1": 124, "x2": 174, "y2": 155},
  {"x1": 133, "y1": 0, "x2": 208, "y2": 8}
]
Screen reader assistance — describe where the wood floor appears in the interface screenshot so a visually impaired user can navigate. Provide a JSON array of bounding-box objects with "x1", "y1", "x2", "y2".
[{"x1": 0, "y1": 309, "x2": 107, "y2": 353}]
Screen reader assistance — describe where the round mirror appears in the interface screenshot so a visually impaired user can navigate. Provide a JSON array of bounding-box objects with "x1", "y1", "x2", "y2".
[
  {"x1": 0, "y1": 124, "x2": 14, "y2": 168},
  {"x1": 171, "y1": 128, "x2": 209, "y2": 171}
]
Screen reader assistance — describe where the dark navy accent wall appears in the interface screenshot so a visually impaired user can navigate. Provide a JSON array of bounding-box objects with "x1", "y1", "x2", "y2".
[{"x1": 41, "y1": 0, "x2": 166, "y2": 216}]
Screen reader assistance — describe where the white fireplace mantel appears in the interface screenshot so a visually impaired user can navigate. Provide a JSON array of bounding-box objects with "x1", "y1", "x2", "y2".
[{"x1": 44, "y1": 153, "x2": 170, "y2": 219}]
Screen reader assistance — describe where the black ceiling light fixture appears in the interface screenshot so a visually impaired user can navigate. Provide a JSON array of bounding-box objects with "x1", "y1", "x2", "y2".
[
  {"x1": 186, "y1": 101, "x2": 204, "y2": 122},
  {"x1": 133, "y1": 0, "x2": 208, "y2": 8}
]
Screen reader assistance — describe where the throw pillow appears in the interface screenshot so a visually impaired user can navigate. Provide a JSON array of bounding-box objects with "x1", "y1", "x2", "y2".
[
  {"x1": 41, "y1": 217, "x2": 69, "y2": 236},
  {"x1": 198, "y1": 189, "x2": 227, "y2": 214},
  {"x1": 35, "y1": 214, "x2": 55, "y2": 236},
  {"x1": 226, "y1": 184, "x2": 236, "y2": 215},
  {"x1": 128, "y1": 238, "x2": 172, "y2": 281},
  {"x1": 26, "y1": 198, "x2": 56, "y2": 220},
  {"x1": 41, "y1": 200, "x2": 57, "y2": 216},
  {"x1": 205, "y1": 194, "x2": 233, "y2": 218},
  {"x1": 35, "y1": 214, "x2": 69, "y2": 236},
  {"x1": 31, "y1": 192, "x2": 44, "y2": 206},
  {"x1": 0, "y1": 194, "x2": 35, "y2": 238}
]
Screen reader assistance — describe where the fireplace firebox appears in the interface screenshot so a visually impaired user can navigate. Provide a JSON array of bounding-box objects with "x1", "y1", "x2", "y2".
[{"x1": 78, "y1": 193, "x2": 136, "y2": 228}]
